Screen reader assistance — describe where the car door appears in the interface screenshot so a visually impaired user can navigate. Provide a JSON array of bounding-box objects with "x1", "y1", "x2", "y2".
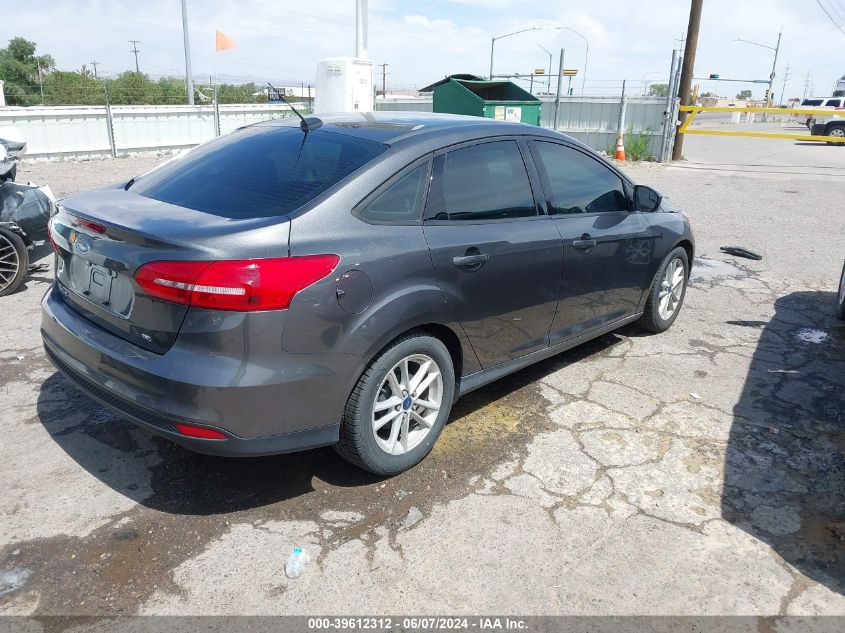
[
  {"x1": 422, "y1": 138, "x2": 562, "y2": 369},
  {"x1": 528, "y1": 139, "x2": 655, "y2": 343}
]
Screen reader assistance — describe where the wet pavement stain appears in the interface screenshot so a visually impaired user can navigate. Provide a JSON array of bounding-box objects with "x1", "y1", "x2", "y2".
[{"x1": 0, "y1": 332, "x2": 624, "y2": 616}]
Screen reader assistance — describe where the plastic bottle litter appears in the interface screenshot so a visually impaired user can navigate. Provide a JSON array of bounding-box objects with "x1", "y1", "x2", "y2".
[{"x1": 285, "y1": 547, "x2": 310, "y2": 579}]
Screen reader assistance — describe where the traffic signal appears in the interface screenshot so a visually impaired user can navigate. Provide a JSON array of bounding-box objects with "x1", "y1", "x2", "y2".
[{"x1": 764, "y1": 89, "x2": 770, "y2": 102}]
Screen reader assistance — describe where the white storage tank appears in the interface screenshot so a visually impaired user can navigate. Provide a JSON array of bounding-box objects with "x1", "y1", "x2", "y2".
[{"x1": 315, "y1": 57, "x2": 374, "y2": 114}]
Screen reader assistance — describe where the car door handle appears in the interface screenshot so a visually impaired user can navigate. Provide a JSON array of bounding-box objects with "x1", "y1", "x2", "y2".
[
  {"x1": 572, "y1": 239, "x2": 597, "y2": 251},
  {"x1": 452, "y1": 253, "x2": 489, "y2": 268}
]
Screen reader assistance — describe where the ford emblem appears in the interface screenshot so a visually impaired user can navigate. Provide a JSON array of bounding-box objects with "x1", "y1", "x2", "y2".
[{"x1": 75, "y1": 235, "x2": 91, "y2": 255}]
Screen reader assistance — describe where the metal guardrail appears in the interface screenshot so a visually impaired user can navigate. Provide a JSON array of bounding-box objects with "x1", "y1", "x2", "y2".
[{"x1": 678, "y1": 105, "x2": 845, "y2": 143}]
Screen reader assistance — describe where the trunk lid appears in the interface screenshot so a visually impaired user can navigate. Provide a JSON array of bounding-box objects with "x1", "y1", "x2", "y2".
[{"x1": 52, "y1": 188, "x2": 289, "y2": 353}]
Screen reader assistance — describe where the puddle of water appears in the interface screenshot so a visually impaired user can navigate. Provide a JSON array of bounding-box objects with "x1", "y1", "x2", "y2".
[
  {"x1": 691, "y1": 257, "x2": 749, "y2": 283},
  {"x1": 795, "y1": 328, "x2": 829, "y2": 344},
  {"x1": 0, "y1": 568, "x2": 31, "y2": 596}
]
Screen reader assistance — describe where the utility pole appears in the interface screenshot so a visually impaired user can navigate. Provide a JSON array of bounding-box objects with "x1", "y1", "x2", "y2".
[
  {"x1": 378, "y1": 62, "x2": 388, "y2": 97},
  {"x1": 90, "y1": 60, "x2": 99, "y2": 79},
  {"x1": 672, "y1": 0, "x2": 703, "y2": 161},
  {"x1": 802, "y1": 70, "x2": 811, "y2": 102},
  {"x1": 181, "y1": 0, "x2": 195, "y2": 105},
  {"x1": 129, "y1": 40, "x2": 141, "y2": 73},
  {"x1": 779, "y1": 62, "x2": 790, "y2": 106}
]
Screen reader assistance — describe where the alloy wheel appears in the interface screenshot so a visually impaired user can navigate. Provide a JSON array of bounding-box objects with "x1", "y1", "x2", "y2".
[
  {"x1": 0, "y1": 232, "x2": 20, "y2": 293},
  {"x1": 372, "y1": 353, "x2": 443, "y2": 456},
  {"x1": 658, "y1": 258, "x2": 685, "y2": 320}
]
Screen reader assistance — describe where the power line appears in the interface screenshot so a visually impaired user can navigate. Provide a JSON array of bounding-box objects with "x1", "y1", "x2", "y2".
[
  {"x1": 129, "y1": 40, "x2": 141, "y2": 72},
  {"x1": 815, "y1": 0, "x2": 845, "y2": 35}
]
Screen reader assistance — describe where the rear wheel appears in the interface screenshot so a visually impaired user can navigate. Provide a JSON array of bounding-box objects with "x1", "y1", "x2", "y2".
[
  {"x1": 836, "y1": 262, "x2": 845, "y2": 320},
  {"x1": 335, "y1": 333, "x2": 455, "y2": 476},
  {"x1": 639, "y1": 247, "x2": 689, "y2": 333},
  {"x1": 0, "y1": 227, "x2": 28, "y2": 297}
]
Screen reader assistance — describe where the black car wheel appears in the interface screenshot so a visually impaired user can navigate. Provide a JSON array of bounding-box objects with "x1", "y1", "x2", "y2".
[
  {"x1": 336, "y1": 332, "x2": 455, "y2": 476},
  {"x1": 836, "y1": 261, "x2": 845, "y2": 320},
  {"x1": 0, "y1": 227, "x2": 29, "y2": 297},
  {"x1": 639, "y1": 246, "x2": 689, "y2": 333}
]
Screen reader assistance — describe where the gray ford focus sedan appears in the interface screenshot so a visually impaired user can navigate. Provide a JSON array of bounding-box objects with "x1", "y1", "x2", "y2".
[{"x1": 42, "y1": 112, "x2": 694, "y2": 475}]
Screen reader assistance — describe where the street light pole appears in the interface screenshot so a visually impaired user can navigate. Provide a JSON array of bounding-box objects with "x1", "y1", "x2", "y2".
[
  {"x1": 735, "y1": 31, "x2": 782, "y2": 105},
  {"x1": 490, "y1": 26, "x2": 540, "y2": 78},
  {"x1": 539, "y1": 44, "x2": 552, "y2": 93},
  {"x1": 557, "y1": 27, "x2": 589, "y2": 96},
  {"x1": 768, "y1": 31, "x2": 782, "y2": 106}
]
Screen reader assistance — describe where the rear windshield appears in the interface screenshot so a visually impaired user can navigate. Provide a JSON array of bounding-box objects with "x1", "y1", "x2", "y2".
[{"x1": 131, "y1": 125, "x2": 387, "y2": 218}]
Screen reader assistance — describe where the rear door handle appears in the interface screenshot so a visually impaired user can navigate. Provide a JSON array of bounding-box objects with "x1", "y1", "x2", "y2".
[
  {"x1": 572, "y1": 239, "x2": 597, "y2": 251},
  {"x1": 452, "y1": 253, "x2": 489, "y2": 268}
]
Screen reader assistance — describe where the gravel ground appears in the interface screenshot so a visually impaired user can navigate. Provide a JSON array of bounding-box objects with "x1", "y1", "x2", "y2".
[{"x1": 1, "y1": 146, "x2": 843, "y2": 618}]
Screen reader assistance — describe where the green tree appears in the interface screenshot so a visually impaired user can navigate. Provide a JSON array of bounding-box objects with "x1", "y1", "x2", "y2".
[
  {"x1": 107, "y1": 71, "x2": 160, "y2": 105},
  {"x1": 648, "y1": 83, "x2": 669, "y2": 97},
  {"x1": 0, "y1": 36, "x2": 55, "y2": 105},
  {"x1": 42, "y1": 70, "x2": 103, "y2": 105},
  {"x1": 736, "y1": 89, "x2": 752, "y2": 100},
  {"x1": 157, "y1": 76, "x2": 187, "y2": 104}
]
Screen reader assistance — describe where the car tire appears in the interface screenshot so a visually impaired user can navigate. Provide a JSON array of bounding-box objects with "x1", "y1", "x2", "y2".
[
  {"x1": 335, "y1": 332, "x2": 455, "y2": 476},
  {"x1": 836, "y1": 261, "x2": 845, "y2": 321},
  {"x1": 638, "y1": 246, "x2": 689, "y2": 333},
  {"x1": 0, "y1": 227, "x2": 29, "y2": 297},
  {"x1": 826, "y1": 125, "x2": 845, "y2": 146}
]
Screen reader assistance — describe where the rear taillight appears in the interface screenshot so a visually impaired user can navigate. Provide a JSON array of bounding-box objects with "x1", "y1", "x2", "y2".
[
  {"x1": 47, "y1": 217, "x2": 58, "y2": 252},
  {"x1": 134, "y1": 256, "x2": 339, "y2": 311}
]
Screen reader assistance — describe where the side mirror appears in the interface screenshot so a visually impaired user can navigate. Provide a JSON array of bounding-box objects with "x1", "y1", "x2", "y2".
[{"x1": 633, "y1": 184, "x2": 663, "y2": 213}]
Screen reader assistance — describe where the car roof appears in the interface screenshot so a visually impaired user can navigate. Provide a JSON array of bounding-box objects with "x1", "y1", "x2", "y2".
[{"x1": 254, "y1": 111, "x2": 557, "y2": 144}]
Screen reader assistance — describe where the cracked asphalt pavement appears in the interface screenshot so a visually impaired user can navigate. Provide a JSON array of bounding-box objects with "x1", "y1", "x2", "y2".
[{"x1": 1, "y1": 141, "x2": 843, "y2": 616}]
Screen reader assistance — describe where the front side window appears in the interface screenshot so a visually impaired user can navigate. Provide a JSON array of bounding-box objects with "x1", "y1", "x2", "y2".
[
  {"x1": 533, "y1": 141, "x2": 628, "y2": 214},
  {"x1": 357, "y1": 161, "x2": 430, "y2": 223},
  {"x1": 439, "y1": 141, "x2": 535, "y2": 221}
]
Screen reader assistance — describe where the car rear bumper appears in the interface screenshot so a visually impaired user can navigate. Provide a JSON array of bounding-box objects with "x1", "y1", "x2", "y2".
[{"x1": 40, "y1": 284, "x2": 360, "y2": 456}]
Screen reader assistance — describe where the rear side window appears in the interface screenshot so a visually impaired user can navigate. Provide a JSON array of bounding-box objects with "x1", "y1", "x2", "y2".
[
  {"x1": 825, "y1": 99, "x2": 842, "y2": 107},
  {"x1": 357, "y1": 161, "x2": 430, "y2": 223},
  {"x1": 131, "y1": 126, "x2": 387, "y2": 218},
  {"x1": 439, "y1": 141, "x2": 535, "y2": 221},
  {"x1": 533, "y1": 141, "x2": 628, "y2": 214},
  {"x1": 802, "y1": 99, "x2": 823, "y2": 106}
]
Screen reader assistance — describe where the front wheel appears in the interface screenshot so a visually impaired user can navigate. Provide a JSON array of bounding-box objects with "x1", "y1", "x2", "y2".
[
  {"x1": 836, "y1": 262, "x2": 845, "y2": 321},
  {"x1": 639, "y1": 246, "x2": 689, "y2": 333},
  {"x1": 826, "y1": 125, "x2": 845, "y2": 146},
  {"x1": 335, "y1": 333, "x2": 455, "y2": 476},
  {"x1": 0, "y1": 227, "x2": 28, "y2": 297}
]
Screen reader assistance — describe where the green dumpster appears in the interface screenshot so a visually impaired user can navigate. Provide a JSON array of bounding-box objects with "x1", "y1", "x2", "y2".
[{"x1": 423, "y1": 76, "x2": 541, "y2": 125}]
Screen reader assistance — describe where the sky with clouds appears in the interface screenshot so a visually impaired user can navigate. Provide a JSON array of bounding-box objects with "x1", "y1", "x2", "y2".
[{"x1": 4, "y1": 0, "x2": 845, "y2": 100}]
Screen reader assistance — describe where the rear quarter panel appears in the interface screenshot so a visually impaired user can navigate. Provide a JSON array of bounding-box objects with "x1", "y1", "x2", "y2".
[{"x1": 281, "y1": 148, "x2": 482, "y2": 388}]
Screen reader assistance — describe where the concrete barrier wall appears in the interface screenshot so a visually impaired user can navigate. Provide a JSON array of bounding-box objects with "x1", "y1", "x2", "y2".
[
  {"x1": 2, "y1": 96, "x2": 669, "y2": 160},
  {"x1": 0, "y1": 104, "x2": 295, "y2": 159}
]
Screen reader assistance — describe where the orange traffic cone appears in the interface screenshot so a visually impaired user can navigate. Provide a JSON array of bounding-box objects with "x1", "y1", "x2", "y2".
[{"x1": 615, "y1": 134, "x2": 626, "y2": 161}]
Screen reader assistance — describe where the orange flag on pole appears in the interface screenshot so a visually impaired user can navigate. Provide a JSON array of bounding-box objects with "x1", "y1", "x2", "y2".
[{"x1": 215, "y1": 30, "x2": 237, "y2": 52}]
